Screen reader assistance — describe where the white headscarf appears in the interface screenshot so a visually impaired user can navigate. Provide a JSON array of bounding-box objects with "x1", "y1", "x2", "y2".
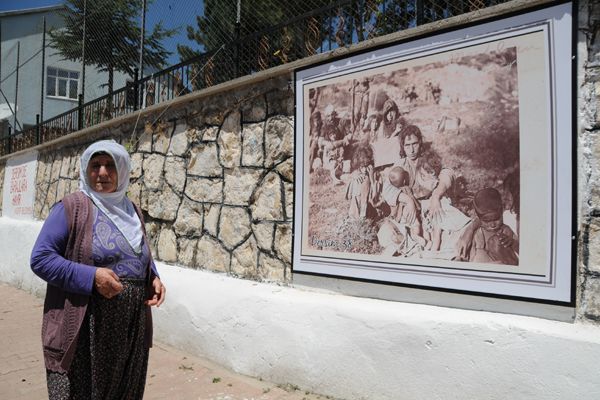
[{"x1": 79, "y1": 140, "x2": 143, "y2": 253}]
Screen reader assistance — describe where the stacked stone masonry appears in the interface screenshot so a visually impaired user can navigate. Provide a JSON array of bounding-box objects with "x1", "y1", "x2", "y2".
[
  {"x1": 32, "y1": 75, "x2": 295, "y2": 283},
  {"x1": 579, "y1": 0, "x2": 600, "y2": 321}
]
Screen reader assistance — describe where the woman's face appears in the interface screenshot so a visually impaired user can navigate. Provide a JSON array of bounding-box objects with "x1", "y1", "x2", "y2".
[
  {"x1": 403, "y1": 134, "x2": 421, "y2": 160},
  {"x1": 385, "y1": 109, "x2": 396, "y2": 122},
  {"x1": 87, "y1": 154, "x2": 118, "y2": 193}
]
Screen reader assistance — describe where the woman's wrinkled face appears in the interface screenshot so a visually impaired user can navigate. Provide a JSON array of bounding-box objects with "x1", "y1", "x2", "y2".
[
  {"x1": 403, "y1": 134, "x2": 421, "y2": 160},
  {"x1": 87, "y1": 154, "x2": 118, "y2": 193}
]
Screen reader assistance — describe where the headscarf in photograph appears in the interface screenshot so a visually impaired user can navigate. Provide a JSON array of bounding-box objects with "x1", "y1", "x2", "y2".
[{"x1": 79, "y1": 140, "x2": 142, "y2": 253}]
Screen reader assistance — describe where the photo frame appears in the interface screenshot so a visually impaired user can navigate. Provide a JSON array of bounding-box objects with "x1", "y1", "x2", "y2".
[{"x1": 293, "y1": 3, "x2": 574, "y2": 304}]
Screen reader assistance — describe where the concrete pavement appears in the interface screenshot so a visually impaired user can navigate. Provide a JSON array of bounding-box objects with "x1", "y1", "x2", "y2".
[{"x1": 0, "y1": 283, "x2": 335, "y2": 400}]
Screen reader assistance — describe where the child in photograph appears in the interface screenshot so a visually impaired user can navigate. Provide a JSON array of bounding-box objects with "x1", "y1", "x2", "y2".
[
  {"x1": 363, "y1": 112, "x2": 383, "y2": 143},
  {"x1": 320, "y1": 121, "x2": 346, "y2": 185},
  {"x1": 470, "y1": 187, "x2": 519, "y2": 265},
  {"x1": 353, "y1": 78, "x2": 371, "y2": 128},
  {"x1": 346, "y1": 146, "x2": 375, "y2": 219},
  {"x1": 308, "y1": 111, "x2": 323, "y2": 172},
  {"x1": 387, "y1": 166, "x2": 429, "y2": 249}
]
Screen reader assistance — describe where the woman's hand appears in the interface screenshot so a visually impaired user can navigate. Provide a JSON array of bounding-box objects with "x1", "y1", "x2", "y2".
[
  {"x1": 428, "y1": 194, "x2": 445, "y2": 225},
  {"x1": 94, "y1": 268, "x2": 123, "y2": 299},
  {"x1": 146, "y1": 276, "x2": 166, "y2": 307},
  {"x1": 403, "y1": 196, "x2": 419, "y2": 225},
  {"x1": 455, "y1": 219, "x2": 480, "y2": 260},
  {"x1": 429, "y1": 169, "x2": 453, "y2": 224}
]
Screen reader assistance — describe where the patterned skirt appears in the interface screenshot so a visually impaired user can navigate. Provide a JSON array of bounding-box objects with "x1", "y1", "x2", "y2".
[{"x1": 46, "y1": 279, "x2": 149, "y2": 400}]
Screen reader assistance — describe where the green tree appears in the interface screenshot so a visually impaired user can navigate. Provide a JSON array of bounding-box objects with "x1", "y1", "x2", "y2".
[
  {"x1": 182, "y1": 0, "x2": 500, "y2": 60},
  {"x1": 177, "y1": 0, "x2": 332, "y2": 83},
  {"x1": 50, "y1": 0, "x2": 175, "y2": 96},
  {"x1": 176, "y1": 0, "x2": 486, "y2": 88}
]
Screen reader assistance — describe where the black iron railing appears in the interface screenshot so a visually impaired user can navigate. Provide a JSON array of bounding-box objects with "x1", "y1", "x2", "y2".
[{"x1": 0, "y1": 0, "x2": 509, "y2": 157}]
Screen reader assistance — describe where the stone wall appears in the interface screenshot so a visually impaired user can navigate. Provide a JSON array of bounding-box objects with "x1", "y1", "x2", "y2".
[
  {"x1": 33, "y1": 75, "x2": 295, "y2": 282},
  {"x1": 578, "y1": 0, "x2": 600, "y2": 321}
]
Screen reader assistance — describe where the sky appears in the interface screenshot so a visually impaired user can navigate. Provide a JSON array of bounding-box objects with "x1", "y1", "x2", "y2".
[
  {"x1": 0, "y1": 0, "x2": 205, "y2": 66},
  {"x1": 0, "y1": 0, "x2": 62, "y2": 12}
]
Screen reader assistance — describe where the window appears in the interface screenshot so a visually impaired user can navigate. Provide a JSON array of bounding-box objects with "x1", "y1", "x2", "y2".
[{"x1": 46, "y1": 67, "x2": 79, "y2": 100}]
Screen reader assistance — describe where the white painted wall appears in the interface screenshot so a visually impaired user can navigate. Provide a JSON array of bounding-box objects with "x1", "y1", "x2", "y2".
[{"x1": 2, "y1": 216, "x2": 600, "y2": 400}]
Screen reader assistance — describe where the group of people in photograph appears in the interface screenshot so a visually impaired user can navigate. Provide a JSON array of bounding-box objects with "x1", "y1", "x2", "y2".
[{"x1": 308, "y1": 81, "x2": 519, "y2": 266}]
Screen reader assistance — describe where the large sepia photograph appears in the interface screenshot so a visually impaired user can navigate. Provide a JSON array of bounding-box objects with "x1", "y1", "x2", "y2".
[
  {"x1": 305, "y1": 44, "x2": 520, "y2": 266},
  {"x1": 294, "y1": 4, "x2": 574, "y2": 303}
]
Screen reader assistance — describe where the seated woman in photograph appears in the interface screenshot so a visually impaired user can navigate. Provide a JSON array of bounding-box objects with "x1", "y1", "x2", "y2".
[
  {"x1": 31, "y1": 140, "x2": 165, "y2": 399},
  {"x1": 380, "y1": 125, "x2": 470, "y2": 256}
]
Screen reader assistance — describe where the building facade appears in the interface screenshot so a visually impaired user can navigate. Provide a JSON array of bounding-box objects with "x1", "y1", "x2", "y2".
[{"x1": 0, "y1": 5, "x2": 127, "y2": 136}]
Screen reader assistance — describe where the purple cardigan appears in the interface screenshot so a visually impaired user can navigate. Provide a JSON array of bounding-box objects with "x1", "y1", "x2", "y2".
[{"x1": 30, "y1": 191, "x2": 157, "y2": 372}]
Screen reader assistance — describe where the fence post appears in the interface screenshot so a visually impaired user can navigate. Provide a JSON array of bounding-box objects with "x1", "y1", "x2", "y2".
[
  {"x1": 14, "y1": 42, "x2": 20, "y2": 133},
  {"x1": 7, "y1": 126, "x2": 11, "y2": 154},
  {"x1": 416, "y1": 0, "x2": 424, "y2": 26},
  {"x1": 36, "y1": 114, "x2": 40, "y2": 145},
  {"x1": 78, "y1": 94, "x2": 83, "y2": 130},
  {"x1": 357, "y1": 0, "x2": 364, "y2": 42},
  {"x1": 235, "y1": 23, "x2": 241, "y2": 78},
  {"x1": 133, "y1": 68, "x2": 139, "y2": 111},
  {"x1": 40, "y1": 16, "x2": 46, "y2": 123},
  {"x1": 235, "y1": 0, "x2": 241, "y2": 78}
]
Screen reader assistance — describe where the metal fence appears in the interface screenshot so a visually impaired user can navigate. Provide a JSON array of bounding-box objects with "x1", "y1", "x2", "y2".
[{"x1": 0, "y1": 0, "x2": 510, "y2": 156}]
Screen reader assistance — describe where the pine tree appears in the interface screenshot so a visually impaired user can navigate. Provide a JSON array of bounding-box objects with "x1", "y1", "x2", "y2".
[{"x1": 50, "y1": 0, "x2": 175, "y2": 95}]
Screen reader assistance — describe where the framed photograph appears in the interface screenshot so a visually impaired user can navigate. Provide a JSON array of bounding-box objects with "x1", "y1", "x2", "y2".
[{"x1": 293, "y1": 3, "x2": 574, "y2": 304}]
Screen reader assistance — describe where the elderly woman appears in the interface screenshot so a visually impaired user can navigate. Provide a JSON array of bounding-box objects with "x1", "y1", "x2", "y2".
[
  {"x1": 30, "y1": 140, "x2": 165, "y2": 399},
  {"x1": 380, "y1": 125, "x2": 470, "y2": 256}
]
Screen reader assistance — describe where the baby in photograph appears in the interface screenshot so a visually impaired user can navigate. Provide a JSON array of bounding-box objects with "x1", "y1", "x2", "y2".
[
  {"x1": 471, "y1": 187, "x2": 519, "y2": 265},
  {"x1": 387, "y1": 166, "x2": 430, "y2": 249}
]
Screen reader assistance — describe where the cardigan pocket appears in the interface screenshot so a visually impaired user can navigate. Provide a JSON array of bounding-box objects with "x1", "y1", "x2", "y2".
[{"x1": 42, "y1": 308, "x2": 66, "y2": 353}]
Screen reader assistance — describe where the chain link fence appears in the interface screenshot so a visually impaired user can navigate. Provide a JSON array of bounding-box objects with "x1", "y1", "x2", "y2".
[{"x1": 0, "y1": 0, "x2": 510, "y2": 156}]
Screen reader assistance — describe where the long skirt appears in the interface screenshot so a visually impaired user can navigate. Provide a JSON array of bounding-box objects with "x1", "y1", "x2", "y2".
[{"x1": 46, "y1": 279, "x2": 149, "y2": 400}]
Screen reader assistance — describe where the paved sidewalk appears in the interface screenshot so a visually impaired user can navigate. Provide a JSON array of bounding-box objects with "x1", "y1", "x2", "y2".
[{"x1": 0, "y1": 283, "x2": 331, "y2": 400}]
